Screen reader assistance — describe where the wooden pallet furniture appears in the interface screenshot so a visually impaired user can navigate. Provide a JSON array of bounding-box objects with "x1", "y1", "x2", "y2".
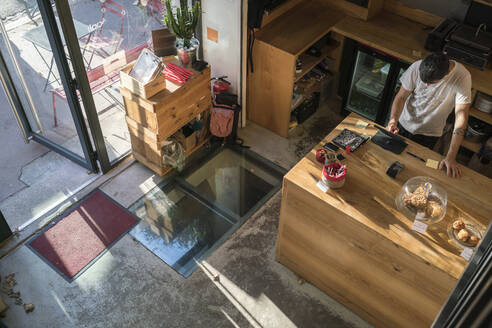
[
  {"x1": 277, "y1": 113, "x2": 492, "y2": 328},
  {"x1": 120, "y1": 59, "x2": 211, "y2": 176}
]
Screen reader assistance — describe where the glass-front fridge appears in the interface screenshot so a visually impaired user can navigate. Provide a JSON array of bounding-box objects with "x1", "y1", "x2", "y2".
[{"x1": 340, "y1": 40, "x2": 409, "y2": 125}]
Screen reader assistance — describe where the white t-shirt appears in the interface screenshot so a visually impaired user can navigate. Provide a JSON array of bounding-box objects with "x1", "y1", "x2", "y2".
[{"x1": 399, "y1": 60, "x2": 472, "y2": 137}]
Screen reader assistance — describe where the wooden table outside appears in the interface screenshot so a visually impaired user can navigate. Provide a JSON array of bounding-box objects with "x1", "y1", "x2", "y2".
[{"x1": 276, "y1": 113, "x2": 492, "y2": 328}]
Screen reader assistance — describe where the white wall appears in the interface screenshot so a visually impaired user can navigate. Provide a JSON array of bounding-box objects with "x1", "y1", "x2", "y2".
[{"x1": 201, "y1": 0, "x2": 242, "y2": 98}]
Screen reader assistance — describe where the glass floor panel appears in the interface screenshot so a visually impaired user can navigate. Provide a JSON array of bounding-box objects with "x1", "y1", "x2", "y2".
[
  {"x1": 129, "y1": 183, "x2": 234, "y2": 277},
  {"x1": 129, "y1": 146, "x2": 285, "y2": 277},
  {"x1": 182, "y1": 148, "x2": 283, "y2": 218}
]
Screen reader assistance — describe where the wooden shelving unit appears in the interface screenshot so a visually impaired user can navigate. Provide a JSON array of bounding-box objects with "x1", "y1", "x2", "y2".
[
  {"x1": 462, "y1": 138, "x2": 482, "y2": 153},
  {"x1": 247, "y1": 0, "x2": 347, "y2": 137},
  {"x1": 470, "y1": 107, "x2": 492, "y2": 125},
  {"x1": 294, "y1": 40, "x2": 340, "y2": 82}
]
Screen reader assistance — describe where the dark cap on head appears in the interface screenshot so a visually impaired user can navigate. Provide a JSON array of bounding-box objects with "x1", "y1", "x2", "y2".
[{"x1": 419, "y1": 52, "x2": 450, "y2": 84}]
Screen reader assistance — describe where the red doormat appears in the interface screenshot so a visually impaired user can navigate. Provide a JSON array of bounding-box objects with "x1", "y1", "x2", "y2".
[{"x1": 28, "y1": 190, "x2": 139, "y2": 281}]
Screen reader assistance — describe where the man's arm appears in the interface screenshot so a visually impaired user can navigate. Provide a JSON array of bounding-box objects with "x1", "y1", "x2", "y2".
[
  {"x1": 386, "y1": 87, "x2": 412, "y2": 134},
  {"x1": 439, "y1": 103, "x2": 470, "y2": 178}
]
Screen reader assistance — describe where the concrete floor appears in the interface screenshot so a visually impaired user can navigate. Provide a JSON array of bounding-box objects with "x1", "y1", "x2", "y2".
[
  {"x1": 0, "y1": 101, "x2": 373, "y2": 328},
  {"x1": 0, "y1": 89, "x2": 48, "y2": 202},
  {"x1": 0, "y1": 0, "x2": 162, "y2": 229}
]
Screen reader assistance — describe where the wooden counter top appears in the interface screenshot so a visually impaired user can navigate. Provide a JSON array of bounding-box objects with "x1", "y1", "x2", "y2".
[
  {"x1": 332, "y1": 11, "x2": 492, "y2": 96},
  {"x1": 277, "y1": 113, "x2": 492, "y2": 327},
  {"x1": 256, "y1": 0, "x2": 346, "y2": 55}
]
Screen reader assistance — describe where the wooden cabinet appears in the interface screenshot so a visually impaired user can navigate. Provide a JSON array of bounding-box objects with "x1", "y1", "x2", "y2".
[
  {"x1": 120, "y1": 60, "x2": 211, "y2": 175},
  {"x1": 277, "y1": 113, "x2": 492, "y2": 327},
  {"x1": 247, "y1": 0, "x2": 346, "y2": 137}
]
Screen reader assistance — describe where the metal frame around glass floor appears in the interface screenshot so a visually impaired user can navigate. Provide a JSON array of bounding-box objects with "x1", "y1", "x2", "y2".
[{"x1": 129, "y1": 145, "x2": 286, "y2": 277}]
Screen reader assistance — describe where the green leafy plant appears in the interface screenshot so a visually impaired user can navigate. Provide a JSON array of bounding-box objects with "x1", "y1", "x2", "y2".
[{"x1": 163, "y1": 0, "x2": 201, "y2": 49}]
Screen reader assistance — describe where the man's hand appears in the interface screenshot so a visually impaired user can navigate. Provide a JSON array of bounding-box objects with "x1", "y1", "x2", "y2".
[
  {"x1": 439, "y1": 157, "x2": 462, "y2": 178},
  {"x1": 386, "y1": 119, "x2": 399, "y2": 134}
]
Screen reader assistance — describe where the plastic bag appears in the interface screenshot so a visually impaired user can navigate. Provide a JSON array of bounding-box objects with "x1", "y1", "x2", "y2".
[{"x1": 161, "y1": 137, "x2": 185, "y2": 172}]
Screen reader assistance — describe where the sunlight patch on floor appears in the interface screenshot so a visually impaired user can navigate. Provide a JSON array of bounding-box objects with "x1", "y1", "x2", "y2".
[
  {"x1": 199, "y1": 260, "x2": 296, "y2": 328},
  {"x1": 74, "y1": 251, "x2": 117, "y2": 292},
  {"x1": 51, "y1": 290, "x2": 74, "y2": 324},
  {"x1": 220, "y1": 308, "x2": 241, "y2": 328},
  {"x1": 138, "y1": 176, "x2": 162, "y2": 196}
]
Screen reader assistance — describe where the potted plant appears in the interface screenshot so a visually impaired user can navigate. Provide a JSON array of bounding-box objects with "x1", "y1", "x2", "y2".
[{"x1": 163, "y1": 0, "x2": 201, "y2": 67}]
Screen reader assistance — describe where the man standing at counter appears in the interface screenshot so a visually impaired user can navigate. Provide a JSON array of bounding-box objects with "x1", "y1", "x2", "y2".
[{"x1": 386, "y1": 52, "x2": 471, "y2": 178}]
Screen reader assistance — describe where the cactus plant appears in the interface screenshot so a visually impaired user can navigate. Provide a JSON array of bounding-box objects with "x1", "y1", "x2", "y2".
[{"x1": 163, "y1": 0, "x2": 201, "y2": 49}]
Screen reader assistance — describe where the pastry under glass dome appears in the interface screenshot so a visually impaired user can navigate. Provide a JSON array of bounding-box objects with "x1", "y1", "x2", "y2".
[{"x1": 395, "y1": 176, "x2": 447, "y2": 224}]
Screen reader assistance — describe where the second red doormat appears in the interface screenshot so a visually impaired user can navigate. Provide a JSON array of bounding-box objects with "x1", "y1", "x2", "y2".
[{"x1": 28, "y1": 190, "x2": 139, "y2": 282}]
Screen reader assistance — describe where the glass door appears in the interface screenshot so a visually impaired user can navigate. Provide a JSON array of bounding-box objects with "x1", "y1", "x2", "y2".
[
  {"x1": 0, "y1": 0, "x2": 99, "y2": 172},
  {"x1": 345, "y1": 48, "x2": 393, "y2": 122},
  {"x1": 62, "y1": 0, "x2": 166, "y2": 165}
]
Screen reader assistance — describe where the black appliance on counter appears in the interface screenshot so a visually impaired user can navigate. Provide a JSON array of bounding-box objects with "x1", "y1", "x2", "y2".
[
  {"x1": 425, "y1": 19, "x2": 458, "y2": 52},
  {"x1": 444, "y1": 24, "x2": 492, "y2": 70},
  {"x1": 339, "y1": 39, "x2": 409, "y2": 125},
  {"x1": 424, "y1": 17, "x2": 492, "y2": 70}
]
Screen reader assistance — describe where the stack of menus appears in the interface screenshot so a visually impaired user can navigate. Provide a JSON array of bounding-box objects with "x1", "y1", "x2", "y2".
[{"x1": 129, "y1": 48, "x2": 164, "y2": 84}]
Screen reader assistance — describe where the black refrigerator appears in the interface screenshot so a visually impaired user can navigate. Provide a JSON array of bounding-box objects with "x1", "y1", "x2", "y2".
[{"x1": 339, "y1": 39, "x2": 410, "y2": 126}]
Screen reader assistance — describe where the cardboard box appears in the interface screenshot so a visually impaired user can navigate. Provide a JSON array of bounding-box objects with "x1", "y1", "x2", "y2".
[{"x1": 182, "y1": 129, "x2": 199, "y2": 153}]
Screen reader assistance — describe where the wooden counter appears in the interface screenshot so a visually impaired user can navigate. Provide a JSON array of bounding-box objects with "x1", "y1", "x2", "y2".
[
  {"x1": 256, "y1": 0, "x2": 345, "y2": 56},
  {"x1": 276, "y1": 113, "x2": 492, "y2": 328},
  {"x1": 332, "y1": 11, "x2": 492, "y2": 97}
]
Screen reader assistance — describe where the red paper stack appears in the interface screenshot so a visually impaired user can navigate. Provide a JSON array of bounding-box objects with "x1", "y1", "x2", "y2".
[{"x1": 163, "y1": 63, "x2": 194, "y2": 84}]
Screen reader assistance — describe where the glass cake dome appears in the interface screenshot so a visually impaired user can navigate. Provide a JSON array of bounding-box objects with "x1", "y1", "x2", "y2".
[{"x1": 395, "y1": 176, "x2": 447, "y2": 224}]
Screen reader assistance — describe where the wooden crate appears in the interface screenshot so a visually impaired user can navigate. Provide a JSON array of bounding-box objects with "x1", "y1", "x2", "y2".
[
  {"x1": 152, "y1": 28, "x2": 177, "y2": 57},
  {"x1": 120, "y1": 60, "x2": 167, "y2": 99},
  {"x1": 178, "y1": 109, "x2": 211, "y2": 152},
  {"x1": 122, "y1": 58, "x2": 212, "y2": 176},
  {"x1": 126, "y1": 111, "x2": 211, "y2": 176},
  {"x1": 126, "y1": 116, "x2": 164, "y2": 168},
  {"x1": 121, "y1": 66, "x2": 211, "y2": 138},
  {"x1": 143, "y1": 198, "x2": 177, "y2": 233}
]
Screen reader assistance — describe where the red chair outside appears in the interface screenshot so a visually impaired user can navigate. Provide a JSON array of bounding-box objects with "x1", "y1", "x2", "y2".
[
  {"x1": 50, "y1": 41, "x2": 151, "y2": 127},
  {"x1": 81, "y1": 0, "x2": 126, "y2": 69}
]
